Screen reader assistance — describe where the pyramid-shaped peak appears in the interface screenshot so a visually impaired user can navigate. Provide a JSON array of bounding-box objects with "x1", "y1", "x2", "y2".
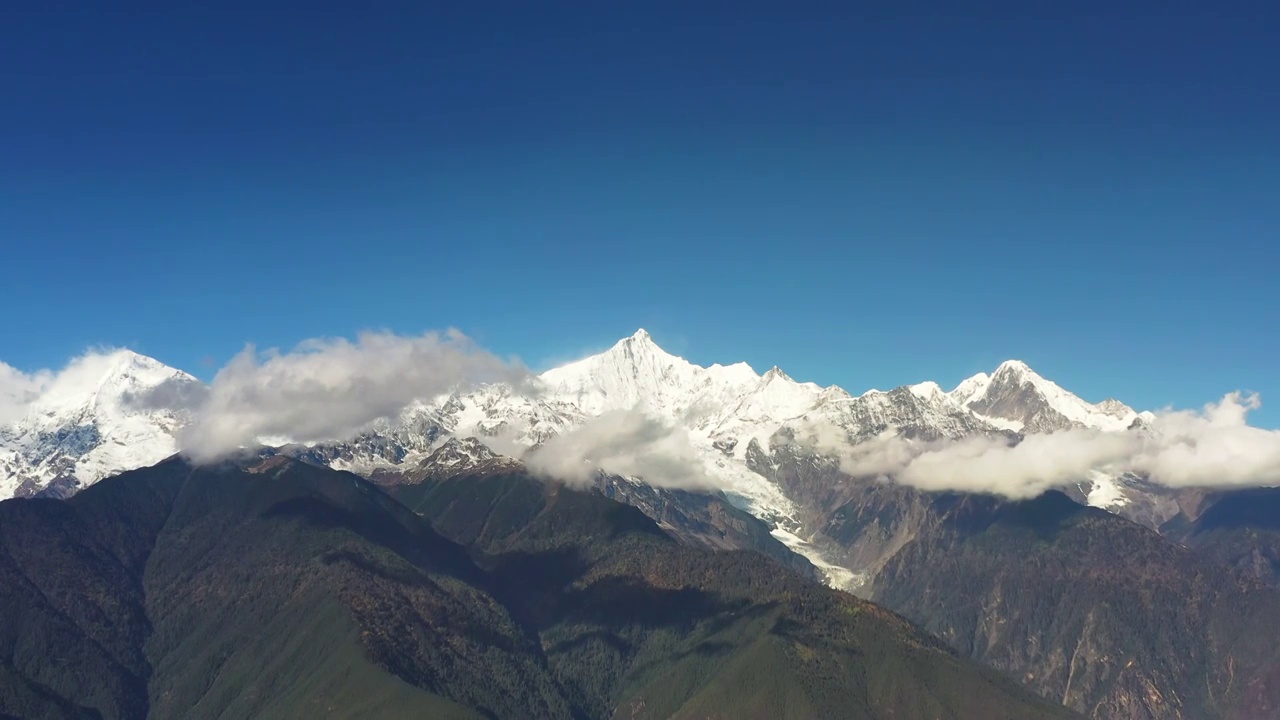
[
  {"x1": 611, "y1": 328, "x2": 658, "y2": 347},
  {"x1": 762, "y1": 365, "x2": 793, "y2": 382},
  {"x1": 608, "y1": 328, "x2": 671, "y2": 355},
  {"x1": 1096, "y1": 398, "x2": 1135, "y2": 417}
]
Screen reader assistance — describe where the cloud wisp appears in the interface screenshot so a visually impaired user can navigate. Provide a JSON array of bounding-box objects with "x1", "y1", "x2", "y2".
[
  {"x1": 801, "y1": 392, "x2": 1280, "y2": 498},
  {"x1": 0, "y1": 361, "x2": 50, "y2": 425},
  {"x1": 180, "y1": 330, "x2": 530, "y2": 462}
]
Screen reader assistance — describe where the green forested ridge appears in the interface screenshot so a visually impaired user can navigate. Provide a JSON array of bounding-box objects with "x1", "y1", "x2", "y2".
[
  {"x1": 394, "y1": 468, "x2": 1075, "y2": 719},
  {"x1": 0, "y1": 456, "x2": 1074, "y2": 719}
]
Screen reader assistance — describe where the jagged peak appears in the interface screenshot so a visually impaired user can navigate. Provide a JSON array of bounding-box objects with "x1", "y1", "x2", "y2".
[
  {"x1": 611, "y1": 327, "x2": 666, "y2": 353},
  {"x1": 435, "y1": 435, "x2": 496, "y2": 456},
  {"x1": 421, "y1": 436, "x2": 506, "y2": 469},
  {"x1": 547, "y1": 329, "x2": 679, "y2": 375}
]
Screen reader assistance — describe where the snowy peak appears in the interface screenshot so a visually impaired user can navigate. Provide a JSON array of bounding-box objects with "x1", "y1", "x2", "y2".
[
  {"x1": 1096, "y1": 398, "x2": 1137, "y2": 419},
  {"x1": 908, "y1": 381, "x2": 945, "y2": 401},
  {"x1": 539, "y1": 329, "x2": 697, "y2": 414},
  {"x1": 820, "y1": 380, "x2": 998, "y2": 442},
  {"x1": 763, "y1": 365, "x2": 791, "y2": 382},
  {"x1": 962, "y1": 360, "x2": 1139, "y2": 433},
  {"x1": 949, "y1": 372, "x2": 991, "y2": 406},
  {"x1": 603, "y1": 328, "x2": 678, "y2": 364},
  {"x1": 816, "y1": 385, "x2": 853, "y2": 404},
  {"x1": 725, "y1": 365, "x2": 823, "y2": 423},
  {"x1": 539, "y1": 330, "x2": 760, "y2": 420},
  {"x1": 26, "y1": 349, "x2": 193, "y2": 419},
  {"x1": 705, "y1": 361, "x2": 760, "y2": 387},
  {"x1": 993, "y1": 358, "x2": 1036, "y2": 378},
  {"x1": 1, "y1": 349, "x2": 202, "y2": 498}
]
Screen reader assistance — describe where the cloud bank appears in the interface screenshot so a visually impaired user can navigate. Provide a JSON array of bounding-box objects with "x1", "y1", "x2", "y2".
[
  {"x1": 525, "y1": 410, "x2": 717, "y2": 490},
  {"x1": 181, "y1": 330, "x2": 529, "y2": 461},
  {"x1": 802, "y1": 392, "x2": 1280, "y2": 499}
]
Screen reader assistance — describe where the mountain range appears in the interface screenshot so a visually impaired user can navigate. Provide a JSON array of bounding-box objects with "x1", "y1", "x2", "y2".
[
  {"x1": 5, "y1": 331, "x2": 1280, "y2": 717},
  {"x1": 0, "y1": 330, "x2": 1198, "y2": 576}
]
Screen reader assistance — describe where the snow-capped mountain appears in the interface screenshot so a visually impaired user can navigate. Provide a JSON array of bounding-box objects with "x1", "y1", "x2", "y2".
[
  {"x1": 955, "y1": 359, "x2": 1147, "y2": 433},
  {"x1": 0, "y1": 350, "x2": 202, "y2": 498},
  {"x1": 1, "y1": 329, "x2": 1170, "y2": 588}
]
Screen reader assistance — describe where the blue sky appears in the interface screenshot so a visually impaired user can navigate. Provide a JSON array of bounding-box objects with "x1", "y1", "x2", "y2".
[{"x1": 2, "y1": 1, "x2": 1277, "y2": 424}]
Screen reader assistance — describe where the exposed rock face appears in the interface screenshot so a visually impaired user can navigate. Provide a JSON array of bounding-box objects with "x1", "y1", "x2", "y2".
[{"x1": 743, "y1": 432, "x2": 1280, "y2": 719}]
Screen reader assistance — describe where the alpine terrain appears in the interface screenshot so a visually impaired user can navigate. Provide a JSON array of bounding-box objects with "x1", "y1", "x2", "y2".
[
  {"x1": 5, "y1": 331, "x2": 1280, "y2": 718},
  {"x1": 0, "y1": 330, "x2": 1163, "y2": 573}
]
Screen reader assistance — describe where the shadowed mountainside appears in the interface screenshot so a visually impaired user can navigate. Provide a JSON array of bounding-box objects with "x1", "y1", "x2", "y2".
[{"x1": 0, "y1": 455, "x2": 1074, "y2": 720}]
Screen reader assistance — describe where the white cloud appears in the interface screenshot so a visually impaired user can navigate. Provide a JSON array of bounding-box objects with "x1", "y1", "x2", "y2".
[
  {"x1": 180, "y1": 329, "x2": 529, "y2": 462},
  {"x1": 1133, "y1": 392, "x2": 1280, "y2": 488},
  {"x1": 0, "y1": 361, "x2": 50, "y2": 424},
  {"x1": 896, "y1": 431, "x2": 1137, "y2": 499},
  {"x1": 802, "y1": 392, "x2": 1280, "y2": 498},
  {"x1": 525, "y1": 410, "x2": 717, "y2": 490}
]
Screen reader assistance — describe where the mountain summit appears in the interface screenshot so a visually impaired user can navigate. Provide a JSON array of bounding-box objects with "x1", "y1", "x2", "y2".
[
  {"x1": 540, "y1": 329, "x2": 758, "y2": 419},
  {"x1": 956, "y1": 359, "x2": 1140, "y2": 433}
]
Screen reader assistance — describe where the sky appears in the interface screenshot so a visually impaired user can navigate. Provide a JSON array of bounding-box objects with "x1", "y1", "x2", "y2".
[{"x1": 2, "y1": 1, "x2": 1277, "y2": 425}]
